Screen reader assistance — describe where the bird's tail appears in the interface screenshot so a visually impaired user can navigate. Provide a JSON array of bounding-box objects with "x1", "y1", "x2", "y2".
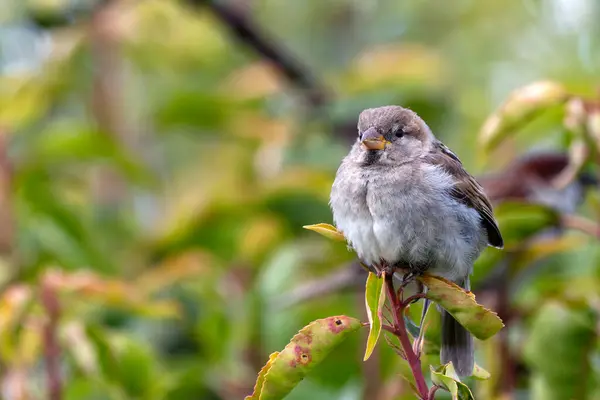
[{"x1": 440, "y1": 278, "x2": 473, "y2": 377}]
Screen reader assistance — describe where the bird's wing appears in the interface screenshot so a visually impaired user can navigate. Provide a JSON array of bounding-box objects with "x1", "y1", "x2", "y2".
[{"x1": 423, "y1": 141, "x2": 504, "y2": 249}]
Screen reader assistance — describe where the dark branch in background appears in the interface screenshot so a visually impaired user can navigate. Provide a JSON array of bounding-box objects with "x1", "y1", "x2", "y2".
[
  {"x1": 185, "y1": 0, "x2": 331, "y2": 108},
  {"x1": 41, "y1": 276, "x2": 62, "y2": 400}
]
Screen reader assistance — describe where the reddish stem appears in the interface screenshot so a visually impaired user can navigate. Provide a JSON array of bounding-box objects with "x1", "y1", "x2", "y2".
[
  {"x1": 402, "y1": 293, "x2": 427, "y2": 308},
  {"x1": 385, "y1": 275, "x2": 429, "y2": 399},
  {"x1": 427, "y1": 385, "x2": 439, "y2": 400}
]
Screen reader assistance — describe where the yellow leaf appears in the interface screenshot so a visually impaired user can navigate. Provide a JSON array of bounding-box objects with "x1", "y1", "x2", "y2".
[
  {"x1": 364, "y1": 272, "x2": 386, "y2": 361},
  {"x1": 303, "y1": 223, "x2": 346, "y2": 242}
]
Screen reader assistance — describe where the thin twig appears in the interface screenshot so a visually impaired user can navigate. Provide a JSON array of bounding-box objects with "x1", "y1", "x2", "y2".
[
  {"x1": 427, "y1": 385, "x2": 439, "y2": 400},
  {"x1": 188, "y1": 0, "x2": 330, "y2": 107},
  {"x1": 402, "y1": 293, "x2": 427, "y2": 308},
  {"x1": 561, "y1": 214, "x2": 600, "y2": 239},
  {"x1": 275, "y1": 264, "x2": 364, "y2": 308},
  {"x1": 382, "y1": 324, "x2": 397, "y2": 334}
]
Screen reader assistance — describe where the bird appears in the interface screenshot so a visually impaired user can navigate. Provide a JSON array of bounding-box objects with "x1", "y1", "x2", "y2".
[{"x1": 329, "y1": 105, "x2": 503, "y2": 377}]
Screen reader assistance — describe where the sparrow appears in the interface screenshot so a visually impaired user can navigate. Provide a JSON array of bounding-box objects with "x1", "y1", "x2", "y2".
[{"x1": 329, "y1": 105, "x2": 503, "y2": 377}]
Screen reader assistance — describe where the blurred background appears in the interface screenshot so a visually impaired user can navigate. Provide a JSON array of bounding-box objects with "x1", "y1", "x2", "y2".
[{"x1": 1, "y1": 0, "x2": 599, "y2": 399}]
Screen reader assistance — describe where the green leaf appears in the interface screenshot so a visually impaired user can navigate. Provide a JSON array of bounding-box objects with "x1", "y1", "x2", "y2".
[
  {"x1": 512, "y1": 235, "x2": 586, "y2": 274},
  {"x1": 247, "y1": 316, "x2": 362, "y2": 400},
  {"x1": 524, "y1": 301, "x2": 596, "y2": 400},
  {"x1": 478, "y1": 80, "x2": 568, "y2": 152},
  {"x1": 419, "y1": 274, "x2": 503, "y2": 340},
  {"x1": 363, "y1": 272, "x2": 386, "y2": 361},
  {"x1": 471, "y1": 363, "x2": 491, "y2": 380},
  {"x1": 302, "y1": 223, "x2": 346, "y2": 242},
  {"x1": 116, "y1": 338, "x2": 159, "y2": 398},
  {"x1": 404, "y1": 314, "x2": 421, "y2": 339},
  {"x1": 430, "y1": 364, "x2": 474, "y2": 400},
  {"x1": 494, "y1": 202, "x2": 560, "y2": 248}
]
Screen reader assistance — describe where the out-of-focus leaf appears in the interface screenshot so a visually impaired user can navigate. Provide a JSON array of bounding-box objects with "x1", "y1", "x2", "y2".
[
  {"x1": 494, "y1": 202, "x2": 560, "y2": 247},
  {"x1": 524, "y1": 301, "x2": 596, "y2": 400},
  {"x1": 26, "y1": 124, "x2": 152, "y2": 185},
  {"x1": 128, "y1": 0, "x2": 229, "y2": 69},
  {"x1": 85, "y1": 325, "x2": 121, "y2": 384},
  {"x1": 63, "y1": 322, "x2": 98, "y2": 375},
  {"x1": 18, "y1": 173, "x2": 116, "y2": 272},
  {"x1": 0, "y1": 76, "x2": 49, "y2": 130},
  {"x1": 302, "y1": 223, "x2": 346, "y2": 242},
  {"x1": 155, "y1": 91, "x2": 233, "y2": 131},
  {"x1": 340, "y1": 44, "x2": 444, "y2": 93},
  {"x1": 222, "y1": 62, "x2": 283, "y2": 101},
  {"x1": 136, "y1": 251, "x2": 211, "y2": 295},
  {"x1": 0, "y1": 285, "x2": 34, "y2": 361},
  {"x1": 116, "y1": 337, "x2": 162, "y2": 398},
  {"x1": 479, "y1": 80, "x2": 568, "y2": 152},
  {"x1": 364, "y1": 272, "x2": 385, "y2": 361},
  {"x1": 44, "y1": 270, "x2": 179, "y2": 318},
  {"x1": 419, "y1": 274, "x2": 503, "y2": 340},
  {"x1": 64, "y1": 377, "x2": 122, "y2": 400},
  {"x1": 512, "y1": 235, "x2": 586, "y2": 274},
  {"x1": 471, "y1": 363, "x2": 491, "y2": 380},
  {"x1": 247, "y1": 316, "x2": 362, "y2": 400},
  {"x1": 430, "y1": 363, "x2": 474, "y2": 400}
]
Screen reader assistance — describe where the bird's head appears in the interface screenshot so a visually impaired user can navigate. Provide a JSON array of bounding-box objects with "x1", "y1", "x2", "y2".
[{"x1": 354, "y1": 106, "x2": 434, "y2": 164}]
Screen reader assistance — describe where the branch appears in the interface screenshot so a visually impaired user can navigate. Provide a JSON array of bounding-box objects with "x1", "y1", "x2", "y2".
[
  {"x1": 561, "y1": 214, "x2": 600, "y2": 239},
  {"x1": 186, "y1": 0, "x2": 330, "y2": 107},
  {"x1": 274, "y1": 263, "x2": 365, "y2": 308},
  {"x1": 385, "y1": 275, "x2": 429, "y2": 399}
]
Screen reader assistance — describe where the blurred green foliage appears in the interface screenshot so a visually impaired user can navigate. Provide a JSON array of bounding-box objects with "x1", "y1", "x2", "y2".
[{"x1": 1, "y1": 0, "x2": 599, "y2": 399}]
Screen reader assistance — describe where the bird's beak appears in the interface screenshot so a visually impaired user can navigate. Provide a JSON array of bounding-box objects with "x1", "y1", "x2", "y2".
[{"x1": 361, "y1": 127, "x2": 385, "y2": 150}]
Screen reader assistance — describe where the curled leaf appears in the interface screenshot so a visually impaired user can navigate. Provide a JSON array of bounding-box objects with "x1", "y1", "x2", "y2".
[
  {"x1": 419, "y1": 275, "x2": 503, "y2": 340},
  {"x1": 479, "y1": 80, "x2": 568, "y2": 152},
  {"x1": 247, "y1": 316, "x2": 362, "y2": 399},
  {"x1": 364, "y1": 272, "x2": 386, "y2": 361},
  {"x1": 431, "y1": 364, "x2": 474, "y2": 400},
  {"x1": 302, "y1": 223, "x2": 346, "y2": 242}
]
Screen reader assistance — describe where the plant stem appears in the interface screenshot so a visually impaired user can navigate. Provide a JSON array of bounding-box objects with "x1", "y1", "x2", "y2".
[
  {"x1": 384, "y1": 275, "x2": 429, "y2": 399},
  {"x1": 427, "y1": 385, "x2": 439, "y2": 400},
  {"x1": 402, "y1": 293, "x2": 427, "y2": 307}
]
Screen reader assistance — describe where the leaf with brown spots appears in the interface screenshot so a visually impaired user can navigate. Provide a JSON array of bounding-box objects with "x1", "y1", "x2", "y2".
[
  {"x1": 419, "y1": 274, "x2": 504, "y2": 340},
  {"x1": 246, "y1": 316, "x2": 362, "y2": 400}
]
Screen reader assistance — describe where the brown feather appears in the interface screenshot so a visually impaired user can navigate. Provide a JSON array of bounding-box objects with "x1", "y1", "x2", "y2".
[{"x1": 423, "y1": 141, "x2": 504, "y2": 248}]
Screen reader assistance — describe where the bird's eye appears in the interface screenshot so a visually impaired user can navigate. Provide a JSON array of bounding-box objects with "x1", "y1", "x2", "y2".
[{"x1": 395, "y1": 130, "x2": 404, "y2": 138}]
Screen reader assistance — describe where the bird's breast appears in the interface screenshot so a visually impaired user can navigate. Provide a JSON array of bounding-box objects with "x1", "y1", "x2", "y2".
[{"x1": 331, "y1": 162, "x2": 485, "y2": 281}]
